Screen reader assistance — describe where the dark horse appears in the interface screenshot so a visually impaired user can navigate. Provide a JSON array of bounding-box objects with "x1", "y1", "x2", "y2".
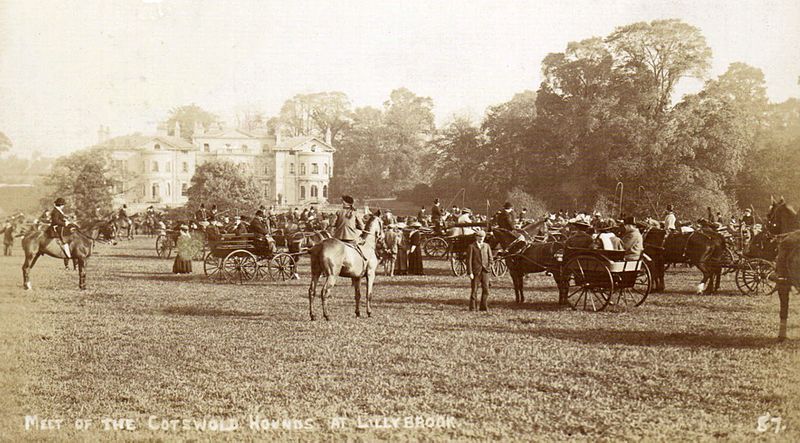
[
  {"x1": 643, "y1": 226, "x2": 725, "y2": 294},
  {"x1": 766, "y1": 198, "x2": 800, "y2": 340},
  {"x1": 22, "y1": 225, "x2": 94, "y2": 290},
  {"x1": 489, "y1": 227, "x2": 593, "y2": 304},
  {"x1": 307, "y1": 217, "x2": 383, "y2": 321}
]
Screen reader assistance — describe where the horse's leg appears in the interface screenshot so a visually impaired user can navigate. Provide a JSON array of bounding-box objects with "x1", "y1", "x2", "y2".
[
  {"x1": 321, "y1": 274, "x2": 336, "y2": 321},
  {"x1": 696, "y1": 263, "x2": 710, "y2": 294},
  {"x1": 22, "y1": 252, "x2": 41, "y2": 290},
  {"x1": 308, "y1": 274, "x2": 318, "y2": 321},
  {"x1": 778, "y1": 282, "x2": 790, "y2": 341},
  {"x1": 353, "y1": 277, "x2": 362, "y2": 318},
  {"x1": 63, "y1": 258, "x2": 69, "y2": 270},
  {"x1": 78, "y1": 257, "x2": 86, "y2": 290},
  {"x1": 366, "y1": 270, "x2": 375, "y2": 317},
  {"x1": 510, "y1": 268, "x2": 523, "y2": 303}
]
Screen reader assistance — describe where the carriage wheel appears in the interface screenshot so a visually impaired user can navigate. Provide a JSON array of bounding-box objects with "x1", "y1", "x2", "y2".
[
  {"x1": 222, "y1": 250, "x2": 258, "y2": 284},
  {"x1": 491, "y1": 256, "x2": 508, "y2": 277},
  {"x1": 720, "y1": 247, "x2": 736, "y2": 276},
  {"x1": 450, "y1": 253, "x2": 467, "y2": 277},
  {"x1": 564, "y1": 255, "x2": 613, "y2": 312},
  {"x1": 156, "y1": 235, "x2": 173, "y2": 259},
  {"x1": 616, "y1": 261, "x2": 652, "y2": 308},
  {"x1": 735, "y1": 258, "x2": 776, "y2": 295},
  {"x1": 203, "y1": 252, "x2": 224, "y2": 280},
  {"x1": 423, "y1": 237, "x2": 449, "y2": 258},
  {"x1": 255, "y1": 258, "x2": 271, "y2": 281},
  {"x1": 269, "y1": 253, "x2": 297, "y2": 281}
]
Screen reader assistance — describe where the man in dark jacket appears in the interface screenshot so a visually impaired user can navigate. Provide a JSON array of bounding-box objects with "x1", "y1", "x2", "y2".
[
  {"x1": 333, "y1": 195, "x2": 363, "y2": 242},
  {"x1": 49, "y1": 197, "x2": 71, "y2": 258},
  {"x1": 431, "y1": 199, "x2": 443, "y2": 230},
  {"x1": 248, "y1": 210, "x2": 270, "y2": 238},
  {"x1": 497, "y1": 202, "x2": 516, "y2": 231},
  {"x1": 467, "y1": 230, "x2": 493, "y2": 311}
]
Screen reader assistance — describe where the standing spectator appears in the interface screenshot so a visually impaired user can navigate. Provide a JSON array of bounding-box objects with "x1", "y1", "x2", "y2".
[
  {"x1": 467, "y1": 230, "x2": 493, "y2": 311},
  {"x1": 396, "y1": 223, "x2": 409, "y2": 275},
  {"x1": 431, "y1": 199, "x2": 443, "y2": 230},
  {"x1": 383, "y1": 224, "x2": 400, "y2": 276},
  {"x1": 172, "y1": 225, "x2": 193, "y2": 274},
  {"x1": 2, "y1": 221, "x2": 16, "y2": 256},
  {"x1": 407, "y1": 222, "x2": 425, "y2": 275}
]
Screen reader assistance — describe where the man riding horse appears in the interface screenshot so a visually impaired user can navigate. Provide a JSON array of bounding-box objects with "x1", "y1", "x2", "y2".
[
  {"x1": 49, "y1": 197, "x2": 72, "y2": 258},
  {"x1": 333, "y1": 195, "x2": 365, "y2": 257}
]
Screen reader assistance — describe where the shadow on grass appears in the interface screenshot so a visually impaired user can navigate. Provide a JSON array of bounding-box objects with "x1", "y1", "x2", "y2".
[
  {"x1": 382, "y1": 296, "x2": 566, "y2": 311},
  {"x1": 445, "y1": 323, "x2": 797, "y2": 349},
  {"x1": 160, "y1": 305, "x2": 264, "y2": 318}
]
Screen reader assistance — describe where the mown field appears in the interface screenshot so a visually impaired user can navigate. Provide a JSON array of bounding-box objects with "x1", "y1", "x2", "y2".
[{"x1": 1, "y1": 237, "x2": 799, "y2": 441}]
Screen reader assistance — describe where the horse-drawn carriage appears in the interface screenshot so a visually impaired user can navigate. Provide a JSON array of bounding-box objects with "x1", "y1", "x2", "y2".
[
  {"x1": 444, "y1": 227, "x2": 509, "y2": 278},
  {"x1": 559, "y1": 247, "x2": 651, "y2": 311},
  {"x1": 202, "y1": 232, "x2": 299, "y2": 283}
]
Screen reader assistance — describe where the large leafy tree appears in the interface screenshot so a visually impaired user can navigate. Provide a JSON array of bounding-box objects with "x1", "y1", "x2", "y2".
[
  {"x1": 44, "y1": 148, "x2": 114, "y2": 221},
  {"x1": 382, "y1": 88, "x2": 436, "y2": 189},
  {"x1": 277, "y1": 92, "x2": 352, "y2": 144},
  {"x1": 167, "y1": 104, "x2": 219, "y2": 140},
  {"x1": 187, "y1": 160, "x2": 262, "y2": 213},
  {"x1": 329, "y1": 106, "x2": 388, "y2": 198}
]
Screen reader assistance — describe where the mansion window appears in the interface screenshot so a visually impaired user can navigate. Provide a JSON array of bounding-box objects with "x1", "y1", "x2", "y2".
[
  {"x1": 151, "y1": 183, "x2": 160, "y2": 198},
  {"x1": 154, "y1": 144, "x2": 161, "y2": 150},
  {"x1": 300, "y1": 186, "x2": 306, "y2": 200},
  {"x1": 312, "y1": 163, "x2": 319, "y2": 174},
  {"x1": 166, "y1": 183, "x2": 171, "y2": 196},
  {"x1": 300, "y1": 163, "x2": 306, "y2": 175},
  {"x1": 311, "y1": 185, "x2": 318, "y2": 198},
  {"x1": 322, "y1": 185, "x2": 328, "y2": 198},
  {"x1": 290, "y1": 163, "x2": 295, "y2": 174},
  {"x1": 182, "y1": 161, "x2": 188, "y2": 173},
  {"x1": 310, "y1": 145, "x2": 316, "y2": 152},
  {"x1": 181, "y1": 183, "x2": 188, "y2": 196},
  {"x1": 152, "y1": 161, "x2": 159, "y2": 172},
  {"x1": 203, "y1": 143, "x2": 210, "y2": 152},
  {"x1": 242, "y1": 144, "x2": 248, "y2": 152},
  {"x1": 166, "y1": 161, "x2": 171, "y2": 172}
]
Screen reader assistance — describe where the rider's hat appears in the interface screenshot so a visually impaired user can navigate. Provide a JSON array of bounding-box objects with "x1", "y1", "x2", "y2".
[
  {"x1": 504, "y1": 202, "x2": 513, "y2": 209},
  {"x1": 475, "y1": 230, "x2": 486, "y2": 238},
  {"x1": 255, "y1": 209, "x2": 265, "y2": 217},
  {"x1": 341, "y1": 195, "x2": 354, "y2": 205},
  {"x1": 623, "y1": 216, "x2": 637, "y2": 226},
  {"x1": 54, "y1": 197, "x2": 66, "y2": 206}
]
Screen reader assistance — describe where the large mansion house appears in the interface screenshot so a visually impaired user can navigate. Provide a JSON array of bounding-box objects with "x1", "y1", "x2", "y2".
[{"x1": 99, "y1": 122, "x2": 334, "y2": 208}]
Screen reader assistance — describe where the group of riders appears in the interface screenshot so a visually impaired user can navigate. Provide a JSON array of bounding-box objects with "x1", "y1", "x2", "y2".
[{"x1": 6, "y1": 191, "x2": 794, "y2": 287}]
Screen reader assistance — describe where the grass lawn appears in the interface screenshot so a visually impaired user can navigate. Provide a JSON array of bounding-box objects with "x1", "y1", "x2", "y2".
[{"x1": 1, "y1": 237, "x2": 798, "y2": 440}]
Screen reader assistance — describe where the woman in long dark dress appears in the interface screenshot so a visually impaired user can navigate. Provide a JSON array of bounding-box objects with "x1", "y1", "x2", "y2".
[
  {"x1": 172, "y1": 225, "x2": 193, "y2": 274},
  {"x1": 408, "y1": 222, "x2": 425, "y2": 275}
]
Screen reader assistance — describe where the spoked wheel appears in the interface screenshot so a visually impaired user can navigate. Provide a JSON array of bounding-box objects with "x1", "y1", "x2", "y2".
[
  {"x1": 269, "y1": 253, "x2": 297, "y2": 281},
  {"x1": 720, "y1": 247, "x2": 737, "y2": 276},
  {"x1": 735, "y1": 258, "x2": 776, "y2": 295},
  {"x1": 423, "y1": 237, "x2": 449, "y2": 258},
  {"x1": 255, "y1": 257, "x2": 271, "y2": 281},
  {"x1": 156, "y1": 235, "x2": 173, "y2": 258},
  {"x1": 222, "y1": 250, "x2": 258, "y2": 284},
  {"x1": 450, "y1": 252, "x2": 467, "y2": 277},
  {"x1": 615, "y1": 261, "x2": 652, "y2": 308},
  {"x1": 565, "y1": 255, "x2": 613, "y2": 312},
  {"x1": 491, "y1": 256, "x2": 508, "y2": 277},
  {"x1": 203, "y1": 252, "x2": 224, "y2": 281}
]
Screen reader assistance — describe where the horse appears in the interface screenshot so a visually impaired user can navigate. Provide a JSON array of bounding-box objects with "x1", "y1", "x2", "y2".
[
  {"x1": 488, "y1": 227, "x2": 593, "y2": 304},
  {"x1": 22, "y1": 225, "x2": 95, "y2": 290},
  {"x1": 307, "y1": 216, "x2": 383, "y2": 321},
  {"x1": 766, "y1": 197, "x2": 800, "y2": 340},
  {"x1": 643, "y1": 225, "x2": 725, "y2": 294}
]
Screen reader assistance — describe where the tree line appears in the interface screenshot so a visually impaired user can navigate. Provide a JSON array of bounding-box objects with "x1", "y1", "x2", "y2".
[{"x1": 35, "y1": 18, "x2": 799, "y2": 221}]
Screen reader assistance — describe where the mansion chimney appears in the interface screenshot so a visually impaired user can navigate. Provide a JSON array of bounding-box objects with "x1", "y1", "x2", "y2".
[
  {"x1": 325, "y1": 127, "x2": 332, "y2": 146},
  {"x1": 173, "y1": 121, "x2": 182, "y2": 139},
  {"x1": 275, "y1": 125, "x2": 283, "y2": 146}
]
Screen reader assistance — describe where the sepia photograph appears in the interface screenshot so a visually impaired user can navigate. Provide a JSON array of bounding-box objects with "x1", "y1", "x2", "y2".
[{"x1": 1, "y1": 0, "x2": 799, "y2": 440}]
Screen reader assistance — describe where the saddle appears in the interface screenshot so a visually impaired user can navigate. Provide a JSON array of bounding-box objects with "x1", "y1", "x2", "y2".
[{"x1": 341, "y1": 240, "x2": 367, "y2": 262}]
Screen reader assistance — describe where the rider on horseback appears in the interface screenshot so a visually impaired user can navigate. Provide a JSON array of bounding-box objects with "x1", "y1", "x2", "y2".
[
  {"x1": 48, "y1": 197, "x2": 71, "y2": 258},
  {"x1": 334, "y1": 195, "x2": 366, "y2": 260}
]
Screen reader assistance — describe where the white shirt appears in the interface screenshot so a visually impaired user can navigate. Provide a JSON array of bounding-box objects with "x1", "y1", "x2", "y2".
[{"x1": 664, "y1": 212, "x2": 677, "y2": 230}]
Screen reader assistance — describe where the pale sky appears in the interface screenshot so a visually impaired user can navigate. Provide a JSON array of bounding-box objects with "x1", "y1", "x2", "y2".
[{"x1": 1, "y1": 0, "x2": 798, "y2": 158}]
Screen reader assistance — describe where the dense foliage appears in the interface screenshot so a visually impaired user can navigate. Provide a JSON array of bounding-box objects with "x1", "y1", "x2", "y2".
[
  {"x1": 186, "y1": 160, "x2": 262, "y2": 213},
  {"x1": 43, "y1": 148, "x2": 115, "y2": 221}
]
